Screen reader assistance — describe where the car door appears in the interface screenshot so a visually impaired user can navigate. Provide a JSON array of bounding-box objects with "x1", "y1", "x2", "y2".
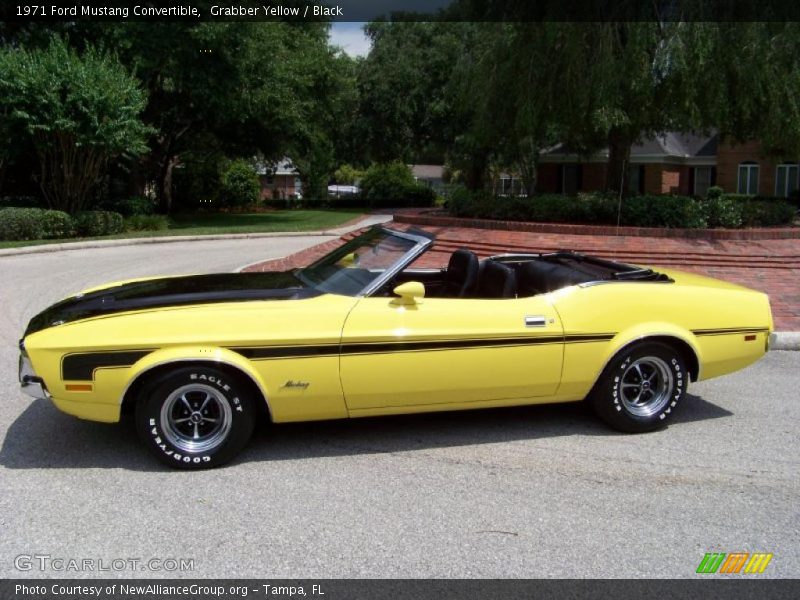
[{"x1": 339, "y1": 294, "x2": 564, "y2": 412}]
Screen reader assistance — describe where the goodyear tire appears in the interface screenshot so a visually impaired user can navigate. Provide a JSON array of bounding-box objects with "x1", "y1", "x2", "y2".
[
  {"x1": 135, "y1": 366, "x2": 256, "y2": 469},
  {"x1": 589, "y1": 342, "x2": 687, "y2": 433}
]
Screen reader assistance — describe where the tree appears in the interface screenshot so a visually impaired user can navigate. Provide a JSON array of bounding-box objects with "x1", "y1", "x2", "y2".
[
  {"x1": 357, "y1": 22, "x2": 476, "y2": 164},
  {"x1": 0, "y1": 39, "x2": 149, "y2": 213},
  {"x1": 702, "y1": 22, "x2": 800, "y2": 160}
]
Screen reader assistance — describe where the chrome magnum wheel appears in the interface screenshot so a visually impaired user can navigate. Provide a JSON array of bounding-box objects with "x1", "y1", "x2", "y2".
[
  {"x1": 135, "y1": 366, "x2": 256, "y2": 469},
  {"x1": 589, "y1": 342, "x2": 687, "y2": 433},
  {"x1": 160, "y1": 384, "x2": 233, "y2": 454},
  {"x1": 618, "y1": 356, "x2": 673, "y2": 418}
]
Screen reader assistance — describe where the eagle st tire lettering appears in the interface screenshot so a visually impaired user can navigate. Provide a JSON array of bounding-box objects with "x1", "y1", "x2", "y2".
[{"x1": 135, "y1": 366, "x2": 256, "y2": 469}]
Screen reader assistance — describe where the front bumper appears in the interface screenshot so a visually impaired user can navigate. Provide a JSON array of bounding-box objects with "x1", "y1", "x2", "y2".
[{"x1": 19, "y1": 352, "x2": 50, "y2": 400}]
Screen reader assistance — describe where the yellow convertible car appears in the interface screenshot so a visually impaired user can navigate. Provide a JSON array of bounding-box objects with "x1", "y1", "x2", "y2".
[{"x1": 19, "y1": 226, "x2": 772, "y2": 468}]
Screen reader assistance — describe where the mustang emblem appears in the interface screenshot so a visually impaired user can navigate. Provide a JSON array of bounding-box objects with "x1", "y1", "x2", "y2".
[{"x1": 282, "y1": 380, "x2": 310, "y2": 390}]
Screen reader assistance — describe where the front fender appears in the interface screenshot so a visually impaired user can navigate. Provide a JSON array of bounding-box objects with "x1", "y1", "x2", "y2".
[{"x1": 121, "y1": 346, "x2": 271, "y2": 417}]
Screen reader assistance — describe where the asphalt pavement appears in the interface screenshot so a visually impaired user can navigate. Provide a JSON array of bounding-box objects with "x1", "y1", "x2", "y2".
[{"x1": 0, "y1": 237, "x2": 797, "y2": 579}]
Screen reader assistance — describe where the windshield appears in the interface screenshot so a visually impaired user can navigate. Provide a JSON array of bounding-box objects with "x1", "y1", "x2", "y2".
[{"x1": 295, "y1": 228, "x2": 423, "y2": 296}]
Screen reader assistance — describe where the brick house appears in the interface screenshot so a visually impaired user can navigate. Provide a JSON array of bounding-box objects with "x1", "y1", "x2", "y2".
[
  {"x1": 255, "y1": 158, "x2": 303, "y2": 200},
  {"x1": 514, "y1": 133, "x2": 799, "y2": 198}
]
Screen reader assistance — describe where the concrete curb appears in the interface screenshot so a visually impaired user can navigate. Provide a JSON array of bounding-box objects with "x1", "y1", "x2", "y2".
[
  {"x1": 0, "y1": 230, "x2": 341, "y2": 257},
  {"x1": 0, "y1": 214, "x2": 394, "y2": 258},
  {"x1": 771, "y1": 332, "x2": 800, "y2": 351}
]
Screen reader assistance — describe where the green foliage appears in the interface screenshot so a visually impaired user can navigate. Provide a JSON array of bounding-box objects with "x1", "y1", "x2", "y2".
[
  {"x1": 358, "y1": 22, "x2": 476, "y2": 163},
  {"x1": 706, "y1": 185, "x2": 724, "y2": 200},
  {"x1": 0, "y1": 208, "x2": 44, "y2": 240},
  {"x1": 220, "y1": 160, "x2": 260, "y2": 208},
  {"x1": 103, "y1": 196, "x2": 156, "y2": 217},
  {"x1": 124, "y1": 214, "x2": 169, "y2": 232},
  {"x1": 73, "y1": 210, "x2": 124, "y2": 236},
  {"x1": 334, "y1": 164, "x2": 365, "y2": 185},
  {"x1": 739, "y1": 197, "x2": 796, "y2": 227},
  {"x1": 0, "y1": 207, "x2": 75, "y2": 240},
  {"x1": 703, "y1": 195, "x2": 743, "y2": 228},
  {"x1": 619, "y1": 195, "x2": 708, "y2": 229},
  {"x1": 358, "y1": 162, "x2": 435, "y2": 207},
  {"x1": 359, "y1": 162, "x2": 414, "y2": 199},
  {"x1": 448, "y1": 189, "x2": 796, "y2": 229},
  {"x1": 39, "y1": 209, "x2": 76, "y2": 238},
  {"x1": 0, "y1": 38, "x2": 149, "y2": 213}
]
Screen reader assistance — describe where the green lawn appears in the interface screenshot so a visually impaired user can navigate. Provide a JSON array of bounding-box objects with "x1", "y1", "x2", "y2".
[{"x1": 0, "y1": 209, "x2": 364, "y2": 249}]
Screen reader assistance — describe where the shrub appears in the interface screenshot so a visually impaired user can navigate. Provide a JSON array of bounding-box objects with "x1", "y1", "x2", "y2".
[
  {"x1": 357, "y1": 162, "x2": 435, "y2": 207},
  {"x1": 703, "y1": 195, "x2": 743, "y2": 228},
  {"x1": 73, "y1": 210, "x2": 124, "y2": 236},
  {"x1": 739, "y1": 197, "x2": 796, "y2": 227},
  {"x1": 0, "y1": 207, "x2": 44, "y2": 240},
  {"x1": 124, "y1": 214, "x2": 169, "y2": 232},
  {"x1": 39, "y1": 209, "x2": 75, "y2": 238},
  {"x1": 360, "y1": 162, "x2": 416, "y2": 200},
  {"x1": 103, "y1": 195, "x2": 156, "y2": 217},
  {"x1": 220, "y1": 159, "x2": 260, "y2": 207},
  {"x1": 333, "y1": 164, "x2": 365, "y2": 185},
  {"x1": 705, "y1": 185, "x2": 724, "y2": 200}
]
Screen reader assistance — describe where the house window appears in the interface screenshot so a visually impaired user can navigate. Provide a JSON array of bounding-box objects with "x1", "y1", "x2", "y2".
[
  {"x1": 498, "y1": 175, "x2": 523, "y2": 196},
  {"x1": 693, "y1": 166, "x2": 713, "y2": 196},
  {"x1": 775, "y1": 164, "x2": 799, "y2": 198},
  {"x1": 561, "y1": 164, "x2": 580, "y2": 195},
  {"x1": 627, "y1": 165, "x2": 645, "y2": 195},
  {"x1": 737, "y1": 162, "x2": 759, "y2": 195}
]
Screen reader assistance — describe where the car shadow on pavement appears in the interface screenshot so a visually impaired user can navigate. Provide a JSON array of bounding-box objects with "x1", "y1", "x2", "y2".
[{"x1": 0, "y1": 393, "x2": 732, "y2": 471}]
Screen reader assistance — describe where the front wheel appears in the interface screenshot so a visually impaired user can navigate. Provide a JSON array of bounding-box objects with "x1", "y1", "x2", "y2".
[
  {"x1": 589, "y1": 342, "x2": 687, "y2": 433},
  {"x1": 135, "y1": 366, "x2": 256, "y2": 469}
]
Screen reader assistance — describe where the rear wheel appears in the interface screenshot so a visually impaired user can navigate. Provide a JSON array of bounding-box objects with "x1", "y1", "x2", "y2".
[
  {"x1": 589, "y1": 342, "x2": 687, "y2": 433},
  {"x1": 135, "y1": 366, "x2": 256, "y2": 469}
]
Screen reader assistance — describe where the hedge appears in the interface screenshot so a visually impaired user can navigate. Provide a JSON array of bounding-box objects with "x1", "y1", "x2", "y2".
[
  {"x1": 0, "y1": 207, "x2": 78, "y2": 240},
  {"x1": 447, "y1": 189, "x2": 797, "y2": 229},
  {"x1": 73, "y1": 210, "x2": 124, "y2": 236}
]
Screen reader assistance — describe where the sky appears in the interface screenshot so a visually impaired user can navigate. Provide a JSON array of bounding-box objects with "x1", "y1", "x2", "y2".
[{"x1": 328, "y1": 22, "x2": 372, "y2": 57}]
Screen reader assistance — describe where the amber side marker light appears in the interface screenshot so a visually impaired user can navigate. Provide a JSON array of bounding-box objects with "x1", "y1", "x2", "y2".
[
  {"x1": 65, "y1": 384, "x2": 93, "y2": 392},
  {"x1": 744, "y1": 334, "x2": 757, "y2": 341}
]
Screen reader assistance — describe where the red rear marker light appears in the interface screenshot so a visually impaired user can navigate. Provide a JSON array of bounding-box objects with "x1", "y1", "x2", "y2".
[{"x1": 744, "y1": 334, "x2": 756, "y2": 341}]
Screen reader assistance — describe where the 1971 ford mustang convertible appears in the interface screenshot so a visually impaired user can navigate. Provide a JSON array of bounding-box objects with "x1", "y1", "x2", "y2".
[{"x1": 19, "y1": 226, "x2": 773, "y2": 468}]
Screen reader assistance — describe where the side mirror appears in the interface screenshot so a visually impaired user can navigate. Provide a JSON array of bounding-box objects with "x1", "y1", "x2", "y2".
[
  {"x1": 336, "y1": 252, "x2": 359, "y2": 268},
  {"x1": 392, "y1": 281, "x2": 425, "y2": 305}
]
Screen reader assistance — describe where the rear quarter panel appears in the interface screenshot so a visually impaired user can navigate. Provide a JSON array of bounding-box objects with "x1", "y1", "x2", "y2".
[{"x1": 551, "y1": 268, "x2": 772, "y2": 400}]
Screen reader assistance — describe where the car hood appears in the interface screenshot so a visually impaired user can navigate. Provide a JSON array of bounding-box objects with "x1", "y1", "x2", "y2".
[{"x1": 24, "y1": 271, "x2": 320, "y2": 335}]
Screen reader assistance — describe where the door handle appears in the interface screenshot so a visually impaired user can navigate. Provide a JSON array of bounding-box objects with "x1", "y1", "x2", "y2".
[{"x1": 524, "y1": 315, "x2": 547, "y2": 328}]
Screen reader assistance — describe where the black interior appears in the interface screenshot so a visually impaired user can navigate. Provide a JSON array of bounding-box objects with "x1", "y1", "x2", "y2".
[{"x1": 383, "y1": 249, "x2": 668, "y2": 300}]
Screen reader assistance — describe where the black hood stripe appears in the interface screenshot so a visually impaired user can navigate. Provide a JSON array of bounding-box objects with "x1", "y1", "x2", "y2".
[{"x1": 25, "y1": 271, "x2": 317, "y2": 336}]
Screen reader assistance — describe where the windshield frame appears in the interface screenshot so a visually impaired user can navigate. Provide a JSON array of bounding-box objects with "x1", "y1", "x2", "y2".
[{"x1": 295, "y1": 226, "x2": 434, "y2": 297}]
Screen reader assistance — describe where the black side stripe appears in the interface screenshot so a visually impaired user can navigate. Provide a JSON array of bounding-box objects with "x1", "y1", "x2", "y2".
[
  {"x1": 229, "y1": 333, "x2": 615, "y2": 360},
  {"x1": 62, "y1": 350, "x2": 153, "y2": 381},
  {"x1": 692, "y1": 327, "x2": 769, "y2": 336}
]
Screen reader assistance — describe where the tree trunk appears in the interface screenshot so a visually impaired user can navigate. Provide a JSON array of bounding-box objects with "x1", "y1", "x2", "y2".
[
  {"x1": 605, "y1": 127, "x2": 633, "y2": 195},
  {"x1": 126, "y1": 158, "x2": 148, "y2": 198},
  {"x1": 157, "y1": 155, "x2": 178, "y2": 214},
  {"x1": 463, "y1": 150, "x2": 488, "y2": 192}
]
